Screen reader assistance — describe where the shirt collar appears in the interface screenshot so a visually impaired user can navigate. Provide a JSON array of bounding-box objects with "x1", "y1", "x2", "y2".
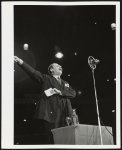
[{"x1": 53, "y1": 75, "x2": 60, "y2": 80}]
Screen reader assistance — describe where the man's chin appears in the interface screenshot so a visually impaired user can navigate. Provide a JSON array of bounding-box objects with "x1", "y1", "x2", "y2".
[{"x1": 59, "y1": 72, "x2": 62, "y2": 76}]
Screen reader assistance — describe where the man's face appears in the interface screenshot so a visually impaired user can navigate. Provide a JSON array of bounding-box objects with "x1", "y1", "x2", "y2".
[{"x1": 51, "y1": 63, "x2": 63, "y2": 76}]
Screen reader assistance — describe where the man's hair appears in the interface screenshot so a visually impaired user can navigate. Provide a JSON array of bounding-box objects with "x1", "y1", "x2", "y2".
[
  {"x1": 48, "y1": 64, "x2": 54, "y2": 75},
  {"x1": 48, "y1": 63, "x2": 62, "y2": 75}
]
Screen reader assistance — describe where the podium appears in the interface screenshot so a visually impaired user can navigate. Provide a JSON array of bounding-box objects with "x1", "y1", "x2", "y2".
[{"x1": 51, "y1": 124, "x2": 114, "y2": 145}]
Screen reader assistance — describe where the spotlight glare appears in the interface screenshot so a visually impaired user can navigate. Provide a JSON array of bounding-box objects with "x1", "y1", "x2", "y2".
[
  {"x1": 23, "y1": 119, "x2": 27, "y2": 122},
  {"x1": 55, "y1": 52, "x2": 63, "y2": 59},
  {"x1": 74, "y1": 52, "x2": 78, "y2": 56},
  {"x1": 111, "y1": 23, "x2": 116, "y2": 30},
  {"x1": 23, "y1": 43, "x2": 29, "y2": 50}
]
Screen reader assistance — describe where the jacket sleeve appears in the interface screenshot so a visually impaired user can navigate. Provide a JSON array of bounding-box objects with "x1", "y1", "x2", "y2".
[
  {"x1": 18, "y1": 61, "x2": 45, "y2": 83},
  {"x1": 61, "y1": 85, "x2": 76, "y2": 99}
]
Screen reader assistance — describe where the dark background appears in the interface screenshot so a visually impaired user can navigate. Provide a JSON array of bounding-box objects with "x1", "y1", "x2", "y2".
[{"x1": 14, "y1": 5, "x2": 116, "y2": 144}]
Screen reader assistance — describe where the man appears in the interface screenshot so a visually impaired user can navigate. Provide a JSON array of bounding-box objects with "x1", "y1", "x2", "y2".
[{"x1": 14, "y1": 56, "x2": 76, "y2": 130}]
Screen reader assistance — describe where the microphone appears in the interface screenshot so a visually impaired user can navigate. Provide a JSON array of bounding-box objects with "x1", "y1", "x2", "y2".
[{"x1": 88, "y1": 56, "x2": 100, "y2": 69}]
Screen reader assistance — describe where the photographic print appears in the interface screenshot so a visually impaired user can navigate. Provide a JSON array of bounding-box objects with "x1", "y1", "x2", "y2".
[{"x1": 1, "y1": 1, "x2": 120, "y2": 149}]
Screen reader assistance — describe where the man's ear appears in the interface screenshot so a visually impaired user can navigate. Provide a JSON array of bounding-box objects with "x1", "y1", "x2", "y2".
[{"x1": 50, "y1": 68, "x2": 54, "y2": 74}]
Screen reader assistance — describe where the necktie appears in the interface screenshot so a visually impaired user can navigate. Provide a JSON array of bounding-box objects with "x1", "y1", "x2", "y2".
[{"x1": 57, "y1": 77, "x2": 61, "y2": 84}]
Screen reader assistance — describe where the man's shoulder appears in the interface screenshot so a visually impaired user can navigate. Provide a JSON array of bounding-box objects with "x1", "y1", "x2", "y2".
[{"x1": 45, "y1": 74, "x2": 54, "y2": 79}]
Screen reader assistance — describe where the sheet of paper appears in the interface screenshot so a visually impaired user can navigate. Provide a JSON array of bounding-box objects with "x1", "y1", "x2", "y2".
[{"x1": 44, "y1": 88, "x2": 54, "y2": 97}]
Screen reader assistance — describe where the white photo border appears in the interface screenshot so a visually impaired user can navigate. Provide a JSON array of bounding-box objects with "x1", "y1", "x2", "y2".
[{"x1": 1, "y1": 1, "x2": 120, "y2": 149}]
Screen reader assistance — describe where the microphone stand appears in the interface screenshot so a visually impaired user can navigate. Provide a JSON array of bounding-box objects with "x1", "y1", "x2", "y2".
[{"x1": 89, "y1": 62, "x2": 103, "y2": 145}]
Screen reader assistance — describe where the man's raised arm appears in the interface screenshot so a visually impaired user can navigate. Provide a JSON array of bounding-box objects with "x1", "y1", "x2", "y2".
[{"x1": 14, "y1": 56, "x2": 45, "y2": 83}]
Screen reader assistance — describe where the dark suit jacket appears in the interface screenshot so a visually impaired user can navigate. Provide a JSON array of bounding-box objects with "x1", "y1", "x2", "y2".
[{"x1": 19, "y1": 62, "x2": 76, "y2": 125}]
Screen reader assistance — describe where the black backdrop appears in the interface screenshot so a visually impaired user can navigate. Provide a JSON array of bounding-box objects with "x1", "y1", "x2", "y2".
[{"x1": 14, "y1": 5, "x2": 116, "y2": 144}]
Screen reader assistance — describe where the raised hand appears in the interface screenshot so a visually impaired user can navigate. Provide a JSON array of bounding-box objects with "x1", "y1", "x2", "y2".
[{"x1": 14, "y1": 56, "x2": 23, "y2": 65}]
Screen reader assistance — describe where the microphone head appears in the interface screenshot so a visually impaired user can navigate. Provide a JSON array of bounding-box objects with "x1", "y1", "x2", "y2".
[
  {"x1": 88, "y1": 56, "x2": 94, "y2": 60},
  {"x1": 88, "y1": 56, "x2": 100, "y2": 70},
  {"x1": 88, "y1": 56, "x2": 94, "y2": 63},
  {"x1": 95, "y1": 59, "x2": 100, "y2": 63}
]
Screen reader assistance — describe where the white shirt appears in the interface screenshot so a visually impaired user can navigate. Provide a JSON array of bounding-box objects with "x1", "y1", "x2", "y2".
[
  {"x1": 53, "y1": 75, "x2": 61, "y2": 84},
  {"x1": 53, "y1": 75, "x2": 61, "y2": 80}
]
